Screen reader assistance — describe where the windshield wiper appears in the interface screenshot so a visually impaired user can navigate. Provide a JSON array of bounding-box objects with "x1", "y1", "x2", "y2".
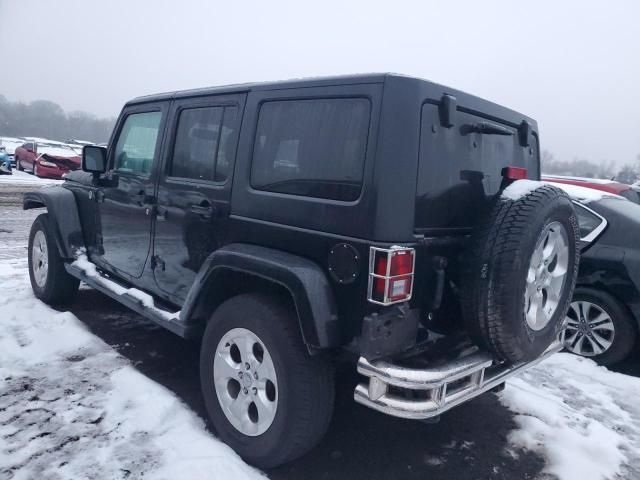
[{"x1": 460, "y1": 122, "x2": 513, "y2": 136}]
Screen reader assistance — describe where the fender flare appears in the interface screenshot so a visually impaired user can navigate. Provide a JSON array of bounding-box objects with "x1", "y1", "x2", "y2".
[
  {"x1": 182, "y1": 243, "x2": 340, "y2": 350},
  {"x1": 23, "y1": 187, "x2": 85, "y2": 259}
]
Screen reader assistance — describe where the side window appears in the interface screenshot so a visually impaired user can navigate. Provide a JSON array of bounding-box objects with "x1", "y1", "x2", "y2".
[
  {"x1": 250, "y1": 98, "x2": 371, "y2": 201},
  {"x1": 113, "y1": 111, "x2": 162, "y2": 175},
  {"x1": 169, "y1": 105, "x2": 238, "y2": 182}
]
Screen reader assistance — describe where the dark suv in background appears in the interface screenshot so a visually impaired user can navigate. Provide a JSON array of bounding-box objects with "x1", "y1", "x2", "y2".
[{"x1": 24, "y1": 74, "x2": 580, "y2": 467}]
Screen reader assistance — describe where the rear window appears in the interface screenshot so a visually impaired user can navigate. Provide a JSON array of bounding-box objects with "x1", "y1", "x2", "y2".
[{"x1": 250, "y1": 98, "x2": 370, "y2": 201}]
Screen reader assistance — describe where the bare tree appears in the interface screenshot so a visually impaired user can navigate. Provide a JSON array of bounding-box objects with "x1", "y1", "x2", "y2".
[{"x1": 0, "y1": 96, "x2": 115, "y2": 143}]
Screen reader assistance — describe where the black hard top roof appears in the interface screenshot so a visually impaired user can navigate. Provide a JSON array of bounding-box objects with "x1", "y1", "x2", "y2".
[
  {"x1": 125, "y1": 73, "x2": 535, "y2": 126},
  {"x1": 127, "y1": 73, "x2": 390, "y2": 106}
]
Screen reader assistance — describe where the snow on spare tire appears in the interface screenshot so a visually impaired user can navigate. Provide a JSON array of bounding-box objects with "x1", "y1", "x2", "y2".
[{"x1": 462, "y1": 180, "x2": 580, "y2": 363}]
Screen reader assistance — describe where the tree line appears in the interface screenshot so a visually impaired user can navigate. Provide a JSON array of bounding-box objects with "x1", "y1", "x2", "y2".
[
  {"x1": 0, "y1": 95, "x2": 115, "y2": 144},
  {"x1": 542, "y1": 150, "x2": 640, "y2": 185}
]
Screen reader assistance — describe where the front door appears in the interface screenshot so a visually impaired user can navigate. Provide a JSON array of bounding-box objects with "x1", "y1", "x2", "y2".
[
  {"x1": 153, "y1": 94, "x2": 244, "y2": 302},
  {"x1": 95, "y1": 103, "x2": 168, "y2": 279}
]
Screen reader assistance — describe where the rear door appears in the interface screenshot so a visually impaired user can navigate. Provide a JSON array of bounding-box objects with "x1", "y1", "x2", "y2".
[
  {"x1": 415, "y1": 104, "x2": 539, "y2": 232},
  {"x1": 152, "y1": 94, "x2": 245, "y2": 303},
  {"x1": 93, "y1": 102, "x2": 168, "y2": 279}
]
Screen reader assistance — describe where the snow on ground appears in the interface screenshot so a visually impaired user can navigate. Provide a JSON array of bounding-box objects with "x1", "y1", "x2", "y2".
[
  {"x1": 501, "y1": 353, "x2": 640, "y2": 480},
  {"x1": 0, "y1": 211, "x2": 262, "y2": 479},
  {"x1": 0, "y1": 170, "x2": 62, "y2": 186}
]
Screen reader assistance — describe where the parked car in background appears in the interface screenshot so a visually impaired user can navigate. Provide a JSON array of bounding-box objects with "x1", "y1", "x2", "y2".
[
  {"x1": 0, "y1": 136, "x2": 25, "y2": 167},
  {"x1": 0, "y1": 146, "x2": 12, "y2": 174},
  {"x1": 542, "y1": 174, "x2": 640, "y2": 204},
  {"x1": 15, "y1": 142, "x2": 81, "y2": 178},
  {"x1": 548, "y1": 181, "x2": 640, "y2": 365}
]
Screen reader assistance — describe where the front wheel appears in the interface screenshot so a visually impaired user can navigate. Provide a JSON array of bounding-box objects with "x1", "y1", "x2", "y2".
[
  {"x1": 28, "y1": 213, "x2": 79, "y2": 305},
  {"x1": 200, "y1": 294, "x2": 334, "y2": 468}
]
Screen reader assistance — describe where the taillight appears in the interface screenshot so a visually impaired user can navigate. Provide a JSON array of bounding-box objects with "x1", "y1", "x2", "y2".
[
  {"x1": 502, "y1": 166, "x2": 528, "y2": 180},
  {"x1": 368, "y1": 246, "x2": 415, "y2": 305}
]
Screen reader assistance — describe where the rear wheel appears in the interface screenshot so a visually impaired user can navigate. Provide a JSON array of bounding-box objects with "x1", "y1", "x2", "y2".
[
  {"x1": 28, "y1": 213, "x2": 79, "y2": 305},
  {"x1": 16, "y1": 158, "x2": 23, "y2": 171},
  {"x1": 462, "y1": 183, "x2": 580, "y2": 363},
  {"x1": 565, "y1": 288, "x2": 637, "y2": 365},
  {"x1": 200, "y1": 294, "x2": 334, "y2": 468}
]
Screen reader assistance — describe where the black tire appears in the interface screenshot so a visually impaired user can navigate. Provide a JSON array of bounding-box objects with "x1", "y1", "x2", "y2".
[
  {"x1": 200, "y1": 293, "x2": 335, "y2": 468},
  {"x1": 566, "y1": 287, "x2": 637, "y2": 365},
  {"x1": 462, "y1": 183, "x2": 580, "y2": 363},
  {"x1": 28, "y1": 213, "x2": 79, "y2": 305}
]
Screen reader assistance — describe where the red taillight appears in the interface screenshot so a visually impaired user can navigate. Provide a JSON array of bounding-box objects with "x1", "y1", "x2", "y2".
[
  {"x1": 368, "y1": 247, "x2": 415, "y2": 305},
  {"x1": 502, "y1": 166, "x2": 528, "y2": 180}
]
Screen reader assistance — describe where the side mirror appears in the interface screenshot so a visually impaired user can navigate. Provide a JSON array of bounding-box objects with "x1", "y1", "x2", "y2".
[{"x1": 82, "y1": 145, "x2": 107, "y2": 174}]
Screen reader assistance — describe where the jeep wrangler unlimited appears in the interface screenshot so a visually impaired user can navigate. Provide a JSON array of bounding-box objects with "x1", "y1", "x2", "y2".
[{"x1": 24, "y1": 74, "x2": 579, "y2": 468}]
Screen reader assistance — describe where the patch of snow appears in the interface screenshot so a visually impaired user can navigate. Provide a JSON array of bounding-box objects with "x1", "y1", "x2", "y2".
[
  {"x1": 71, "y1": 253, "x2": 180, "y2": 321},
  {"x1": 71, "y1": 253, "x2": 127, "y2": 295},
  {"x1": 544, "y1": 181, "x2": 623, "y2": 203},
  {"x1": 543, "y1": 174, "x2": 618, "y2": 185},
  {"x1": 502, "y1": 353, "x2": 640, "y2": 480},
  {"x1": 0, "y1": 170, "x2": 63, "y2": 185},
  {"x1": 501, "y1": 179, "x2": 544, "y2": 200},
  {"x1": 0, "y1": 238, "x2": 261, "y2": 479},
  {"x1": 37, "y1": 145, "x2": 80, "y2": 158}
]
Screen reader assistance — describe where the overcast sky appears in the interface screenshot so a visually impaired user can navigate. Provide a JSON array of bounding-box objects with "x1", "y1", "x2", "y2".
[{"x1": 1, "y1": 0, "x2": 639, "y2": 165}]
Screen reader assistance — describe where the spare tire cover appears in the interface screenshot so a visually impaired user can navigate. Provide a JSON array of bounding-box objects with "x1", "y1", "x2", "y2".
[{"x1": 462, "y1": 183, "x2": 580, "y2": 363}]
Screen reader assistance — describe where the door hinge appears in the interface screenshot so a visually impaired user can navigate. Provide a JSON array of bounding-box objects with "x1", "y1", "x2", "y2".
[{"x1": 151, "y1": 255, "x2": 166, "y2": 271}]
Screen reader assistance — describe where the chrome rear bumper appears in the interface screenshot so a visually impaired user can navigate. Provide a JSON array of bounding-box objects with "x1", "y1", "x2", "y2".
[{"x1": 354, "y1": 332, "x2": 564, "y2": 420}]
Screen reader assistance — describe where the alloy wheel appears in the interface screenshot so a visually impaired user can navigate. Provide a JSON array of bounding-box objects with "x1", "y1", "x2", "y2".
[
  {"x1": 32, "y1": 229, "x2": 49, "y2": 288},
  {"x1": 524, "y1": 221, "x2": 570, "y2": 330},
  {"x1": 213, "y1": 327, "x2": 278, "y2": 436},
  {"x1": 565, "y1": 301, "x2": 615, "y2": 356}
]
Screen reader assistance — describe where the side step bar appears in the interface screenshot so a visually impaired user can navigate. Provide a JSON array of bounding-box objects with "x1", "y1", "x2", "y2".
[
  {"x1": 354, "y1": 332, "x2": 565, "y2": 420},
  {"x1": 65, "y1": 262, "x2": 197, "y2": 338}
]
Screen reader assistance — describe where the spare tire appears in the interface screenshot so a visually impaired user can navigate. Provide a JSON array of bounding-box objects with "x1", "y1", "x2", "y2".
[{"x1": 462, "y1": 182, "x2": 580, "y2": 363}]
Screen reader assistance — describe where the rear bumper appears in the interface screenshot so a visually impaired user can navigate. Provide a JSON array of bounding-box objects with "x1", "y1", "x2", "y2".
[{"x1": 354, "y1": 331, "x2": 565, "y2": 420}]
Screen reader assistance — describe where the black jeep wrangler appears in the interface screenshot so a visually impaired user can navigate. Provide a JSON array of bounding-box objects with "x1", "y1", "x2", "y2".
[{"x1": 24, "y1": 74, "x2": 579, "y2": 468}]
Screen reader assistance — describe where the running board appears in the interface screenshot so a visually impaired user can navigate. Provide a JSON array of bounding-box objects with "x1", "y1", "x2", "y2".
[
  {"x1": 65, "y1": 263, "x2": 197, "y2": 338},
  {"x1": 354, "y1": 332, "x2": 565, "y2": 420}
]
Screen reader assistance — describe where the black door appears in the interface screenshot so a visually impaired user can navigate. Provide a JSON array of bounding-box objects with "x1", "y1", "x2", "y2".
[
  {"x1": 94, "y1": 103, "x2": 168, "y2": 279},
  {"x1": 153, "y1": 94, "x2": 245, "y2": 302}
]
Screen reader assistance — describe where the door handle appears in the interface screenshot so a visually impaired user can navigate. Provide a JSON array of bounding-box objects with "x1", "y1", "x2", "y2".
[{"x1": 190, "y1": 203, "x2": 215, "y2": 219}]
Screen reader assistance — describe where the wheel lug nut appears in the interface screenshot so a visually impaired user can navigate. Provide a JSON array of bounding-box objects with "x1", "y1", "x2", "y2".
[
  {"x1": 243, "y1": 388, "x2": 248, "y2": 394},
  {"x1": 238, "y1": 372, "x2": 243, "y2": 378},
  {"x1": 252, "y1": 387, "x2": 257, "y2": 395},
  {"x1": 253, "y1": 372, "x2": 258, "y2": 380},
  {"x1": 245, "y1": 363, "x2": 250, "y2": 370}
]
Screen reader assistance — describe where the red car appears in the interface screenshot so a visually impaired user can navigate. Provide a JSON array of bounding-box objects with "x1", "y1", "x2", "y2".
[
  {"x1": 15, "y1": 142, "x2": 81, "y2": 179},
  {"x1": 541, "y1": 174, "x2": 640, "y2": 204}
]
